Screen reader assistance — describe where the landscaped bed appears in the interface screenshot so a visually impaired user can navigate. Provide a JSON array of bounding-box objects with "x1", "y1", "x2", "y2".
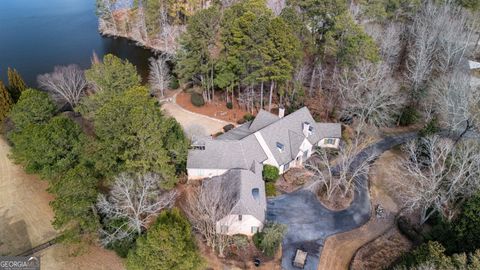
[
  {"x1": 350, "y1": 227, "x2": 412, "y2": 270},
  {"x1": 176, "y1": 91, "x2": 250, "y2": 123}
]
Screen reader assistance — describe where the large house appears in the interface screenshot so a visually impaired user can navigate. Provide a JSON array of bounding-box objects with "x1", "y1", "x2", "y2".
[
  {"x1": 187, "y1": 107, "x2": 342, "y2": 180},
  {"x1": 203, "y1": 162, "x2": 266, "y2": 236},
  {"x1": 187, "y1": 107, "x2": 341, "y2": 235}
]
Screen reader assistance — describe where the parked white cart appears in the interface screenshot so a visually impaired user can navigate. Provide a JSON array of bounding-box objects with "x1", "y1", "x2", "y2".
[{"x1": 293, "y1": 249, "x2": 308, "y2": 268}]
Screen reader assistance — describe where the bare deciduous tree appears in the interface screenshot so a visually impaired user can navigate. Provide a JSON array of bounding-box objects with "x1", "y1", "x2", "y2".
[
  {"x1": 184, "y1": 180, "x2": 237, "y2": 257},
  {"x1": 395, "y1": 136, "x2": 480, "y2": 224},
  {"x1": 336, "y1": 61, "x2": 406, "y2": 129},
  {"x1": 37, "y1": 65, "x2": 88, "y2": 108},
  {"x1": 366, "y1": 23, "x2": 404, "y2": 67},
  {"x1": 432, "y1": 69, "x2": 480, "y2": 140},
  {"x1": 96, "y1": 173, "x2": 177, "y2": 246},
  {"x1": 307, "y1": 133, "x2": 375, "y2": 199},
  {"x1": 148, "y1": 54, "x2": 171, "y2": 97},
  {"x1": 406, "y1": 1, "x2": 443, "y2": 95},
  {"x1": 406, "y1": 1, "x2": 475, "y2": 95}
]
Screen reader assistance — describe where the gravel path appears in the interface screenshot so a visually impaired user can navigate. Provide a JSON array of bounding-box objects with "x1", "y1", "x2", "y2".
[
  {"x1": 161, "y1": 93, "x2": 230, "y2": 138},
  {"x1": 0, "y1": 138, "x2": 57, "y2": 256},
  {"x1": 267, "y1": 132, "x2": 418, "y2": 270}
]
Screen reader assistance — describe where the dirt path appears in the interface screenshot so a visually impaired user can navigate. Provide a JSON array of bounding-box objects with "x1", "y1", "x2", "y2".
[
  {"x1": 0, "y1": 137, "x2": 57, "y2": 256},
  {"x1": 36, "y1": 244, "x2": 125, "y2": 270},
  {"x1": 161, "y1": 92, "x2": 230, "y2": 138}
]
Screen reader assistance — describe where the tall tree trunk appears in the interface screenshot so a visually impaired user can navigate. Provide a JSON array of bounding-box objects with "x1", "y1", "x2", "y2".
[
  {"x1": 268, "y1": 80, "x2": 274, "y2": 112},
  {"x1": 309, "y1": 64, "x2": 317, "y2": 97},
  {"x1": 260, "y1": 81, "x2": 264, "y2": 110},
  {"x1": 211, "y1": 65, "x2": 215, "y2": 102}
]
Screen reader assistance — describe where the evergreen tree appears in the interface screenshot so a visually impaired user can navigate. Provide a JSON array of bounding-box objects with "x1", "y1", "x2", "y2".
[
  {"x1": 176, "y1": 6, "x2": 221, "y2": 94},
  {"x1": 0, "y1": 80, "x2": 13, "y2": 123},
  {"x1": 8, "y1": 89, "x2": 56, "y2": 132},
  {"x1": 92, "y1": 86, "x2": 188, "y2": 188},
  {"x1": 49, "y1": 164, "x2": 100, "y2": 243},
  {"x1": 7, "y1": 67, "x2": 27, "y2": 103},
  {"x1": 9, "y1": 116, "x2": 85, "y2": 179},
  {"x1": 126, "y1": 208, "x2": 203, "y2": 270},
  {"x1": 324, "y1": 13, "x2": 380, "y2": 66},
  {"x1": 80, "y1": 54, "x2": 142, "y2": 117}
]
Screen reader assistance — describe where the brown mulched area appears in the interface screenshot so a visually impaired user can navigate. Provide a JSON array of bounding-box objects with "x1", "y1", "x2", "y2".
[
  {"x1": 317, "y1": 188, "x2": 354, "y2": 211},
  {"x1": 276, "y1": 168, "x2": 312, "y2": 193},
  {"x1": 197, "y1": 236, "x2": 282, "y2": 270},
  {"x1": 350, "y1": 227, "x2": 412, "y2": 270},
  {"x1": 176, "y1": 91, "x2": 250, "y2": 123}
]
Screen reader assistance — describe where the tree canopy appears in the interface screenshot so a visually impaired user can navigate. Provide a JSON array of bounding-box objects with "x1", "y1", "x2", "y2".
[
  {"x1": 8, "y1": 89, "x2": 56, "y2": 132},
  {"x1": 126, "y1": 208, "x2": 203, "y2": 270},
  {"x1": 0, "y1": 81, "x2": 13, "y2": 123},
  {"x1": 80, "y1": 54, "x2": 142, "y2": 117},
  {"x1": 7, "y1": 67, "x2": 27, "y2": 102},
  {"x1": 92, "y1": 86, "x2": 188, "y2": 188}
]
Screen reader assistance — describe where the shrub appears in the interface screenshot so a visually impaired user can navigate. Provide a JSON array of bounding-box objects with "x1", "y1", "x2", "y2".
[
  {"x1": 253, "y1": 223, "x2": 287, "y2": 257},
  {"x1": 265, "y1": 182, "x2": 277, "y2": 197},
  {"x1": 237, "y1": 118, "x2": 246, "y2": 124},
  {"x1": 263, "y1": 165, "x2": 279, "y2": 182},
  {"x1": 190, "y1": 92, "x2": 204, "y2": 107},
  {"x1": 419, "y1": 117, "x2": 439, "y2": 137},
  {"x1": 223, "y1": 124, "x2": 234, "y2": 132},
  {"x1": 126, "y1": 208, "x2": 203, "y2": 270},
  {"x1": 213, "y1": 131, "x2": 224, "y2": 137},
  {"x1": 397, "y1": 216, "x2": 423, "y2": 245},
  {"x1": 169, "y1": 77, "x2": 180, "y2": 90},
  {"x1": 226, "y1": 101, "x2": 233, "y2": 109},
  {"x1": 243, "y1": 113, "x2": 255, "y2": 121},
  {"x1": 399, "y1": 106, "x2": 419, "y2": 126}
]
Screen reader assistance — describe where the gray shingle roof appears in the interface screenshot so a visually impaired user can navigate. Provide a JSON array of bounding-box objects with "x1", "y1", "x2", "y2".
[
  {"x1": 216, "y1": 122, "x2": 253, "y2": 140},
  {"x1": 187, "y1": 136, "x2": 267, "y2": 169},
  {"x1": 216, "y1": 110, "x2": 279, "y2": 141},
  {"x1": 187, "y1": 107, "x2": 341, "y2": 170},
  {"x1": 316, "y1": 123, "x2": 342, "y2": 139},
  {"x1": 257, "y1": 107, "x2": 324, "y2": 165},
  {"x1": 203, "y1": 165, "x2": 266, "y2": 222},
  {"x1": 248, "y1": 110, "x2": 279, "y2": 131}
]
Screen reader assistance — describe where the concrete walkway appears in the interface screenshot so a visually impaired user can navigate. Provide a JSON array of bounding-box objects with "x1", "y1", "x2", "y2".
[
  {"x1": 267, "y1": 132, "x2": 418, "y2": 270},
  {"x1": 161, "y1": 92, "x2": 231, "y2": 138}
]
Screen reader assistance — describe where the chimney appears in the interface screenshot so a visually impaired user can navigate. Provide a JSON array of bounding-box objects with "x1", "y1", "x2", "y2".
[
  {"x1": 303, "y1": 122, "x2": 311, "y2": 137},
  {"x1": 278, "y1": 107, "x2": 285, "y2": 118}
]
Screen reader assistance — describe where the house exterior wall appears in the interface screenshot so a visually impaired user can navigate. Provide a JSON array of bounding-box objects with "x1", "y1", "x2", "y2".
[
  {"x1": 216, "y1": 214, "x2": 264, "y2": 236},
  {"x1": 187, "y1": 168, "x2": 228, "y2": 180},
  {"x1": 318, "y1": 138, "x2": 340, "y2": 148}
]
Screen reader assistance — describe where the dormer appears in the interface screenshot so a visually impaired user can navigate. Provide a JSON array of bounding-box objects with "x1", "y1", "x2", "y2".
[
  {"x1": 191, "y1": 140, "x2": 205, "y2": 150},
  {"x1": 276, "y1": 142, "x2": 285, "y2": 152},
  {"x1": 303, "y1": 122, "x2": 313, "y2": 137}
]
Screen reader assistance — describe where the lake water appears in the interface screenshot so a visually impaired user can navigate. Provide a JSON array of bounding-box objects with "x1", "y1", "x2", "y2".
[{"x1": 0, "y1": 0, "x2": 153, "y2": 86}]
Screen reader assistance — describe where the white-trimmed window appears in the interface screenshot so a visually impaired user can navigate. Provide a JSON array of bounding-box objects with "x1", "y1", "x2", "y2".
[
  {"x1": 220, "y1": 225, "x2": 228, "y2": 233},
  {"x1": 251, "y1": 226, "x2": 259, "y2": 234},
  {"x1": 324, "y1": 138, "x2": 336, "y2": 145}
]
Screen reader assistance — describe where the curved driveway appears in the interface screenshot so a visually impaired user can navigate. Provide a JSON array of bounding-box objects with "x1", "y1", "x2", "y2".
[
  {"x1": 161, "y1": 93, "x2": 231, "y2": 138},
  {"x1": 267, "y1": 132, "x2": 418, "y2": 270}
]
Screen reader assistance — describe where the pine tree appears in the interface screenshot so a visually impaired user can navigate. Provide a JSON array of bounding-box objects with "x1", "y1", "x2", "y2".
[
  {"x1": 7, "y1": 67, "x2": 27, "y2": 103},
  {"x1": 0, "y1": 80, "x2": 13, "y2": 122}
]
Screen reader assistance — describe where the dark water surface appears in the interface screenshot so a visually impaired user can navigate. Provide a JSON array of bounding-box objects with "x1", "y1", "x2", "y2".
[{"x1": 0, "y1": 0, "x2": 153, "y2": 86}]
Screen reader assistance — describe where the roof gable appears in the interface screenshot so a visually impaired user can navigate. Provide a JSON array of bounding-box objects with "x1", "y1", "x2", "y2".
[
  {"x1": 249, "y1": 110, "x2": 279, "y2": 132},
  {"x1": 204, "y1": 167, "x2": 266, "y2": 222}
]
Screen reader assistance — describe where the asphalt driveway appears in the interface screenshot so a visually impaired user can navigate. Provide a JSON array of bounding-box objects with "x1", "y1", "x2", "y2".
[{"x1": 266, "y1": 132, "x2": 418, "y2": 270}]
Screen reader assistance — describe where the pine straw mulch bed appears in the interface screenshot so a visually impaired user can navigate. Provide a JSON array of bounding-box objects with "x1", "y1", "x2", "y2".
[{"x1": 350, "y1": 227, "x2": 412, "y2": 270}]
